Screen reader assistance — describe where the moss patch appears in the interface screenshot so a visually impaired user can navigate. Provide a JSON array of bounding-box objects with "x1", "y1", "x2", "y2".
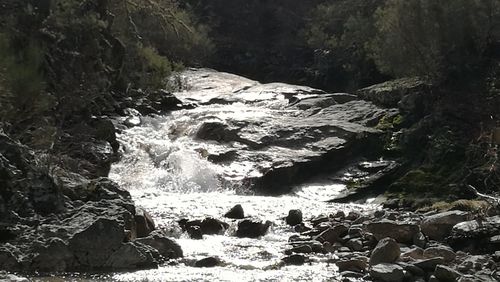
[{"x1": 418, "y1": 199, "x2": 490, "y2": 213}]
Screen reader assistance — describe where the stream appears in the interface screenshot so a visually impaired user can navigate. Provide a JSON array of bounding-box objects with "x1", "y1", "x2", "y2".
[{"x1": 105, "y1": 69, "x2": 382, "y2": 281}]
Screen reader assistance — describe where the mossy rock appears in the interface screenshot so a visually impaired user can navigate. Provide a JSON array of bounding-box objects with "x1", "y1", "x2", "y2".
[{"x1": 357, "y1": 77, "x2": 433, "y2": 108}]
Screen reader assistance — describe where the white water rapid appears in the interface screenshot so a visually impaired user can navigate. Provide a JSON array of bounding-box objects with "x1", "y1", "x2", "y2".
[{"x1": 105, "y1": 69, "x2": 376, "y2": 281}]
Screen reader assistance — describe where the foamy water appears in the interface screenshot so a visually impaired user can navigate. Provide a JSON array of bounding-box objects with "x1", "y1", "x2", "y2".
[{"x1": 104, "y1": 70, "x2": 376, "y2": 281}]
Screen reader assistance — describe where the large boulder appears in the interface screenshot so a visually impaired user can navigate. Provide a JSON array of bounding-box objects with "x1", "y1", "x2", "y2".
[
  {"x1": 68, "y1": 217, "x2": 125, "y2": 269},
  {"x1": 449, "y1": 216, "x2": 500, "y2": 252},
  {"x1": 370, "y1": 238, "x2": 401, "y2": 265},
  {"x1": 420, "y1": 211, "x2": 470, "y2": 241},
  {"x1": 357, "y1": 77, "x2": 433, "y2": 112}
]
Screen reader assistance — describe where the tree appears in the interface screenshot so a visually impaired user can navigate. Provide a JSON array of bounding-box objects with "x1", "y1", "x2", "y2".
[
  {"x1": 301, "y1": 0, "x2": 384, "y2": 90},
  {"x1": 371, "y1": 0, "x2": 500, "y2": 79}
]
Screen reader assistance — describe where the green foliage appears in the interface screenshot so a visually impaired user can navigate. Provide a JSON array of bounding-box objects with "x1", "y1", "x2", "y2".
[
  {"x1": 390, "y1": 169, "x2": 441, "y2": 194},
  {"x1": 137, "y1": 45, "x2": 173, "y2": 89},
  {"x1": 371, "y1": 0, "x2": 500, "y2": 79},
  {"x1": 376, "y1": 114, "x2": 405, "y2": 130},
  {"x1": 0, "y1": 32, "x2": 49, "y2": 121}
]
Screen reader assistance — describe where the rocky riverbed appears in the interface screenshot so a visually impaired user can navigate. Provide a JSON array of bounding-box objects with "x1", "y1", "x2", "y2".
[{"x1": 1, "y1": 69, "x2": 499, "y2": 281}]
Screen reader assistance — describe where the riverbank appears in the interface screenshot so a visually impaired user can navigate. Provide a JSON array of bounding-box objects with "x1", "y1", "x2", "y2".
[{"x1": 1, "y1": 69, "x2": 499, "y2": 281}]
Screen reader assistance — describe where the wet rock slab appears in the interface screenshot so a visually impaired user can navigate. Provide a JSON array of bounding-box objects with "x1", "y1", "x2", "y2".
[{"x1": 173, "y1": 69, "x2": 398, "y2": 194}]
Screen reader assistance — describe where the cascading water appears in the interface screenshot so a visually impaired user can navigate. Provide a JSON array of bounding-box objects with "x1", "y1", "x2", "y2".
[{"x1": 107, "y1": 69, "x2": 377, "y2": 281}]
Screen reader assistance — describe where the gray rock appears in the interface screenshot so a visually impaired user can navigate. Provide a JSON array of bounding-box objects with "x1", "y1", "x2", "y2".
[
  {"x1": 0, "y1": 272, "x2": 28, "y2": 282},
  {"x1": 357, "y1": 77, "x2": 433, "y2": 109},
  {"x1": 346, "y1": 239, "x2": 364, "y2": 251},
  {"x1": 420, "y1": 211, "x2": 469, "y2": 241},
  {"x1": 314, "y1": 224, "x2": 349, "y2": 244},
  {"x1": 286, "y1": 209, "x2": 303, "y2": 226},
  {"x1": 413, "y1": 257, "x2": 445, "y2": 271},
  {"x1": 68, "y1": 217, "x2": 125, "y2": 269},
  {"x1": 450, "y1": 216, "x2": 500, "y2": 252},
  {"x1": 370, "y1": 238, "x2": 401, "y2": 265},
  {"x1": 370, "y1": 263, "x2": 405, "y2": 282},
  {"x1": 367, "y1": 221, "x2": 420, "y2": 244},
  {"x1": 457, "y1": 255, "x2": 495, "y2": 273},
  {"x1": 336, "y1": 258, "x2": 368, "y2": 272},
  {"x1": 434, "y1": 265, "x2": 462, "y2": 282},
  {"x1": 401, "y1": 247, "x2": 424, "y2": 260},
  {"x1": 423, "y1": 246, "x2": 456, "y2": 262},
  {"x1": 224, "y1": 204, "x2": 244, "y2": 219}
]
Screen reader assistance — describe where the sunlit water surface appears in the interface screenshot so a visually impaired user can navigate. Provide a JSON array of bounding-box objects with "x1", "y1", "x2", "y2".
[{"x1": 36, "y1": 70, "x2": 377, "y2": 282}]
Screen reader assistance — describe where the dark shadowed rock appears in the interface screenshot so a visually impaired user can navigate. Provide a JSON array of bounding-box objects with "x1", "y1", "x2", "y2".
[
  {"x1": 0, "y1": 244, "x2": 20, "y2": 271},
  {"x1": 195, "y1": 256, "x2": 221, "y2": 267},
  {"x1": 434, "y1": 265, "x2": 462, "y2": 282},
  {"x1": 314, "y1": 224, "x2": 349, "y2": 244},
  {"x1": 370, "y1": 238, "x2": 401, "y2": 265},
  {"x1": 68, "y1": 218, "x2": 125, "y2": 269},
  {"x1": 187, "y1": 226, "x2": 203, "y2": 239},
  {"x1": 286, "y1": 209, "x2": 303, "y2": 226},
  {"x1": 181, "y1": 218, "x2": 229, "y2": 236},
  {"x1": 282, "y1": 254, "x2": 306, "y2": 265},
  {"x1": 31, "y1": 238, "x2": 74, "y2": 272},
  {"x1": 135, "y1": 208, "x2": 156, "y2": 238},
  {"x1": 201, "y1": 218, "x2": 229, "y2": 235},
  {"x1": 236, "y1": 220, "x2": 272, "y2": 238},
  {"x1": 224, "y1": 204, "x2": 244, "y2": 219},
  {"x1": 413, "y1": 257, "x2": 445, "y2": 271}
]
